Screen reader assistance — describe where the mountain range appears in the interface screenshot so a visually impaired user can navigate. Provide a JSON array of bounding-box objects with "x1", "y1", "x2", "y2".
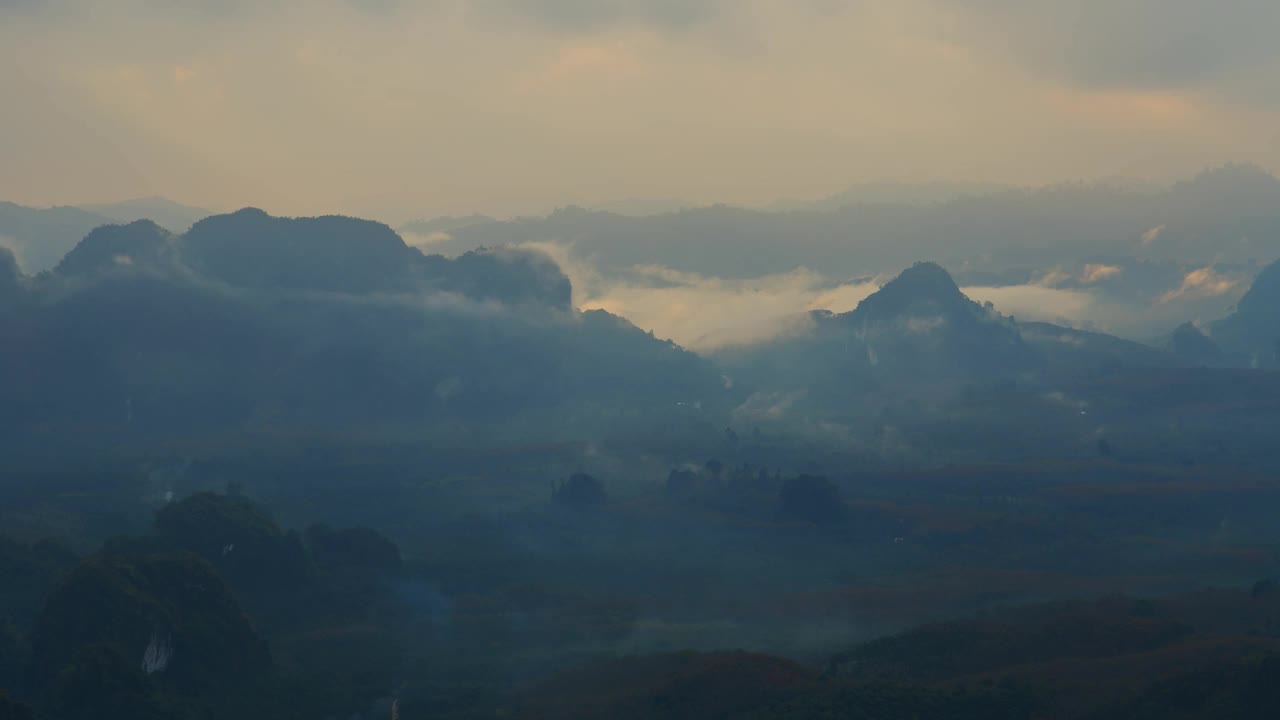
[
  {"x1": 400, "y1": 164, "x2": 1280, "y2": 279},
  {"x1": 7, "y1": 185, "x2": 1280, "y2": 460},
  {"x1": 0, "y1": 210, "x2": 729, "y2": 458},
  {"x1": 0, "y1": 198, "x2": 209, "y2": 274}
]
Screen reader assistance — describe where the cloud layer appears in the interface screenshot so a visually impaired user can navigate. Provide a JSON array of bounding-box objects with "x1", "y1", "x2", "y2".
[
  {"x1": 520, "y1": 241, "x2": 884, "y2": 352},
  {"x1": 532, "y1": 245, "x2": 1248, "y2": 353}
]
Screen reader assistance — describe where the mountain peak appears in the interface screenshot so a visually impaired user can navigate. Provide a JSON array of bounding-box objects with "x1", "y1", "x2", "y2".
[
  {"x1": 851, "y1": 261, "x2": 965, "y2": 320},
  {"x1": 181, "y1": 209, "x2": 413, "y2": 293},
  {"x1": 1169, "y1": 321, "x2": 1223, "y2": 366},
  {"x1": 895, "y1": 260, "x2": 959, "y2": 290},
  {"x1": 833, "y1": 261, "x2": 1039, "y2": 377},
  {"x1": 55, "y1": 220, "x2": 176, "y2": 276}
]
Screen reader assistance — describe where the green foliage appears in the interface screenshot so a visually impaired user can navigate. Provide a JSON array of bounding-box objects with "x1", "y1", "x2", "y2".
[
  {"x1": 0, "y1": 690, "x2": 33, "y2": 720},
  {"x1": 409, "y1": 515, "x2": 532, "y2": 593},
  {"x1": 1100, "y1": 653, "x2": 1280, "y2": 720},
  {"x1": 41, "y1": 644, "x2": 173, "y2": 720},
  {"x1": 274, "y1": 624, "x2": 402, "y2": 717},
  {"x1": 0, "y1": 622, "x2": 23, "y2": 696},
  {"x1": 552, "y1": 473, "x2": 607, "y2": 510},
  {"x1": 748, "y1": 681, "x2": 1037, "y2": 720},
  {"x1": 298, "y1": 524, "x2": 406, "y2": 631},
  {"x1": 305, "y1": 523, "x2": 402, "y2": 578},
  {"x1": 828, "y1": 599, "x2": 1194, "y2": 682},
  {"x1": 517, "y1": 651, "x2": 815, "y2": 720},
  {"x1": 0, "y1": 536, "x2": 78, "y2": 632},
  {"x1": 154, "y1": 493, "x2": 311, "y2": 592},
  {"x1": 55, "y1": 221, "x2": 176, "y2": 277},
  {"x1": 27, "y1": 548, "x2": 272, "y2": 718},
  {"x1": 421, "y1": 247, "x2": 573, "y2": 309},
  {"x1": 777, "y1": 475, "x2": 846, "y2": 525}
]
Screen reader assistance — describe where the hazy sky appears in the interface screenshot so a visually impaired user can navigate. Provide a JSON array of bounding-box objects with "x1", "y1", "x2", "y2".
[{"x1": 4, "y1": 0, "x2": 1280, "y2": 219}]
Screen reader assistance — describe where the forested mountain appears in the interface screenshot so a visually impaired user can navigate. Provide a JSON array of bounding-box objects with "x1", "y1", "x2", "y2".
[{"x1": 0, "y1": 210, "x2": 729, "y2": 458}]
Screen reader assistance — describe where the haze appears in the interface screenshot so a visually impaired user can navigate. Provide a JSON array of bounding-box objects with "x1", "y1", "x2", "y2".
[
  {"x1": 5, "y1": 0, "x2": 1280, "y2": 219},
  {"x1": 13, "y1": 4, "x2": 1280, "y2": 719}
]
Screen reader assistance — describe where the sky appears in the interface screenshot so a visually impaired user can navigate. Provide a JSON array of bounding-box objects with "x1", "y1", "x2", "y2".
[{"x1": 4, "y1": 0, "x2": 1280, "y2": 220}]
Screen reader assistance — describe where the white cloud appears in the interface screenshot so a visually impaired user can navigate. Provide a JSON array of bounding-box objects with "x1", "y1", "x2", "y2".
[
  {"x1": 1158, "y1": 265, "x2": 1239, "y2": 303},
  {"x1": 1079, "y1": 263, "x2": 1124, "y2": 283},
  {"x1": 402, "y1": 229, "x2": 454, "y2": 249},
  {"x1": 582, "y1": 268, "x2": 883, "y2": 352},
  {"x1": 963, "y1": 284, "x2": 1097, "y2": 325},
  {"x1": 526, "y1": 241, "x2": 884, "y2": 352},
  {"x1": 1037, "y1": 263, "x2": 1125, "y2": 287},
  {"x1": 966, "y1": 270, "x2": 1245, "y2": 338},
  {"x1": 526, "y1": 243, "x2": 1249, "y2": 351}
]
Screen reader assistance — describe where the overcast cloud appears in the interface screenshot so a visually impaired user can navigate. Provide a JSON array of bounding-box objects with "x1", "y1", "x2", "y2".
[
  {"x1": 944, "y1": 0, "x2": 1280, "y2": 99},
  {"x1": 2, "y1": 1, "x2": 1277, "y2": 217}
]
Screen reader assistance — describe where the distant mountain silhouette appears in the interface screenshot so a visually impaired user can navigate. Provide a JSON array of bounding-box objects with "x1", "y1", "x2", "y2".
[
  {"x1": 770, "y1": 180, "x2": 1012, "y2": 212},
  {"x1": 78, "y1": 196, "x2": 210, "y2": 233},
  {"x1": 0, "y1": 202, "x2": 112, "y2": 273},
  {"x1": 1144, "y1": 163, "x2": 1280, "y2": 262},
  {"x1": 399, "y1": 213, "x2": 495, "y2": 237},
  {"x1": 395, "y1": 164, "x2": 1280, "y2": 281},
  {"x1": 1168, "y1": 163, "x2": 1280, "y2": 209},
  {"x1": 0, "y1": 198, "x2": 202, "y2": 274}
]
